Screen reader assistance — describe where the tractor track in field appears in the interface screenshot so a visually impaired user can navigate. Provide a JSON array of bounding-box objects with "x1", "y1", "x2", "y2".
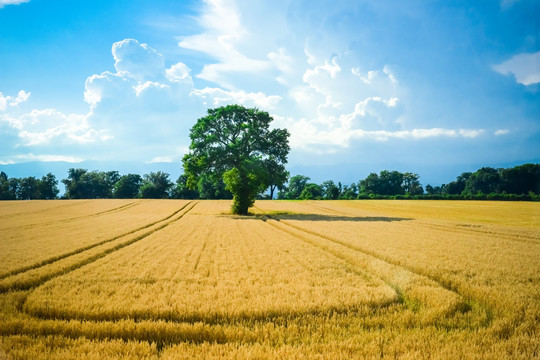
[
  {"x1": 257, "y1": 209, "x2": 494, "y2": 328},
  {"x1": 302, "y1": 201, "x2": 539, "y2": 244},
  {"x1": 0, "y1": 202, "x2": 504, "y2": 348},
  {"x1": 0, "y1": 200, "x2": 93, "y2": 220},
  {"x1": 0, "y1": 201, "x2": 199, "y2": 292},
  {"x1": 0, "y1": 201, "x2": 143, "y2": 231}
]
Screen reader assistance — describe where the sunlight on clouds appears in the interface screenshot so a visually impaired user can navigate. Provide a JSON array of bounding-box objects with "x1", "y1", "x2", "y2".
[
  {"x1": 2, "y1": 0, "x2": 522, "y2": 167},
  {"x1": 179, "y1": 0, "x2": 252, "y2": 80},
  {"x1": 493, "y1": 51, "x2": 540, "y2": 86},
  {"x1": 112, "y1": 39, "x2": 165, "y2": 81},
  {"x1": 134, "y1": 81, "x2": 170, "y2": 97}
]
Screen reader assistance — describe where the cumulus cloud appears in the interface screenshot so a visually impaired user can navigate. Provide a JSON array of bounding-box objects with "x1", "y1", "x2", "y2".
[
  {"x1": 112, "y1": 39, "x2": 165, "y2": 81},
  {"x1": 492, "y1": 52, "x2": 540, "y2": 86},
  {"x1": 166, "y1": 63, "x2": 193, "y2": 85},
  {"x1": 0, "y1": 90, "x2": 30, "y2": 110},
  {"x1": 0, "y1": 0, "x2": 30, "y2": 8},
  {"x1": 1, "y1": 108, "x2": 111, "y2": 146}
]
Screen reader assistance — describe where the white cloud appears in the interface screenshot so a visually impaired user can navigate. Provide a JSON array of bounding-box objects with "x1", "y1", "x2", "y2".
[
  {"x1": 133, "y1": 81, "x2": 170, "y2": 97},
  {"x1": 148, "y1": 156, "x2": 175, "y2": 163},
  {"x1": 1, "y1": 108, "x2": 111, "y2": 146},
  {"x1": 84, "y1": 71, "x2": 132, "y2": 106},
  {"x1": 0, "y1": 90, "x2": 30, "y2": 110},
  {"x1": 459, "y1": 129, "x2": 484, "y2": 138},
  {"x1": 177, "y1": 0, "x2": 275, "y2": 88},
  {"x1": 494, "y1": 129, "x2": 510, "y2": 136},
  {"x1": 3, "y1": 153, "x2": 83, "y2": 163},
  {"x1": 191, "y1": 87, "x2": 281, "y2": 109},
  {"x1": 0, "y1": 0, "x2": 29, "y2": 8},
  {"x1": 112, "y1": 39, "x2": 165, "y2": 81},
  {"x1": 166, "y1": 62, "x2": 193, "y2": 85},
  {"x1": 492, "y1": 52, "x2": 540, "y2": 86},
  {"x1": 268, "y1": 48, "x2": 294, "y2": 74}
]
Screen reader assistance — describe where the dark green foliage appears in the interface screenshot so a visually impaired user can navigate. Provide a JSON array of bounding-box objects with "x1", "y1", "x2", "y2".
[
  {"x1": 499, "y1": 163, "x2": 540, "y2": 194},
  {"x1": 196, "y1": 173, "x2": 232, "y2": 199},
  {"x1": 402, "y1": 172, "x2": 423, "y2": 195},
  {"x1": 183, "y1": 105, "x2": 290, "y2": 215},
  {"x1": 358, "y1": 170, "x2": 416, "y2": 196},
  {"x1": 340, "y1": 183, "x2": 358, "y2": 199},
  {"x1": 463, "y1": 167, "x2": 500, "y2": 195},
  {"x1": 140, "y1": 172, "x2": 173, "y2": 199},
  {"x1": 62, "y1": 169, "x2": 118, "y2": 199},
  {"x1": 39, "y1": 173, "x2": 60, "y2": 200},
  {"x1": 299, "y1": 183, "x2": 323, "y2": 200},
  {"x1": 278, "y1": 175, "x2": 310, "y2": 199},
  {"x1": 0, "y1": 172, "x2": 58, "y2": 200},
  {"x1": 0, "y1": 172, "x2": 12, "y2": 200},
  {"x1": 19, "y1": 177, "x2": 40, "y2": 200},
  {"x1": 265, "y1": 158, "x2": 289, "y2": 199},
  {"x1": 113, "y1": 174, "x2": 142, "y2": 199},
  {"x1": 444, "y1": 172, "x2": 471, "y2": 195},
  {"x1": 321, "y1": 180, "x2": 340, "y2": 200},
  {"x1": 172, "y1": 174, "x2": 199, "y2": 199}
]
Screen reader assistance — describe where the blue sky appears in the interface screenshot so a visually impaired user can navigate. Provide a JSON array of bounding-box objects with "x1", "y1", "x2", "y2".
[{"x1": 0, "y1": 0, "x2": 539, "y2": 186}]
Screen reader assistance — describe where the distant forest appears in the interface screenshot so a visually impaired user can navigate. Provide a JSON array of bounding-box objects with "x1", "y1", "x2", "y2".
[{"x1": 0, "y1": 163, "x2": 539, "y2": 201}]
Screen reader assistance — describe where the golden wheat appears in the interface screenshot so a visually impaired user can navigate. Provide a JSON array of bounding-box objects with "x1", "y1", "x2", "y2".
[
  {"x1": 0, "y1": 200, "x2": 187, "y2": 277},
  {"x1": 0, "y1": 199, "x2": 538, "y2": 359}
]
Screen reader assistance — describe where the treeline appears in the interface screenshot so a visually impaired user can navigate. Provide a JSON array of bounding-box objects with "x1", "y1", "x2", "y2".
[
  {"x1": 1, "y1": 163, "x2": 538, "y2": 200},
  {"x1": 0, "y1": 172, "x2": 59, "y2": 200},
  {"x1": 276, "y1": 164, "x2": 540, "y2": 201},
  {"x1": 0, "y1": 169, "x2": 177, "y2": 200}
]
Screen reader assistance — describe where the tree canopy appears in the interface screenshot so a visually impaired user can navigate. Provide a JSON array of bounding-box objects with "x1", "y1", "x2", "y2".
[{"x1": 183, "y1": 105, "x2": 290, "y2": 214}]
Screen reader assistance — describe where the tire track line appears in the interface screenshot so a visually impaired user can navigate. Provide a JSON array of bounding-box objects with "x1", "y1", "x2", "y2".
[
  {"x1": 0, "y1": 201, "x2": 194, "y2": 280},
  {"x1": 0, "y1": 202, "x2": 199, "y2": 292},
  {"x1": 300, "y1": 202, "x2": 539, "y2": 244},
  {"x1": 260, "y1": 213, "x2": 492, "y2": 327},
  {"x1": 1, "y1": 201, "x2": 143, "y2": 231},
  {"x1": 0, "y1": 201, "x2": 92, "y2": 220}
]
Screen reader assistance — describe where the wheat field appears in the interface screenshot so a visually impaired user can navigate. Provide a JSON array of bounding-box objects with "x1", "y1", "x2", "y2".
[{"x1": 0, "y1": 199, "x2": 538, "y2": 359}]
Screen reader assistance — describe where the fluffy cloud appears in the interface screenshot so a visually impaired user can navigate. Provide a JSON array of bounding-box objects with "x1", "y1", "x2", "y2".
[
  {"x1": 492, "y1": 52, "x2": 540, "y2": 86},
  {"x1": 166, "y1": 63, "x2": 193, "y2": 85},
  {"x1": 112, "y1": 39, "x2": 166, "y2": 81},
  {"x1": 0, "y1": 90, "x2": 30, "y2": 110},
  {"x1": 77, "y1": 37, "x2": 284, "y2": 161},
  {"x1": 1, "y1": 108, "x2": 111, "y2": 146}
]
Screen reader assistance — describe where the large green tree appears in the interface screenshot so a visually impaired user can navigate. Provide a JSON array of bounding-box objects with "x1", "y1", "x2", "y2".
[{"x1": 183, "y1": 105, "x2": 290, "y2": 215}]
